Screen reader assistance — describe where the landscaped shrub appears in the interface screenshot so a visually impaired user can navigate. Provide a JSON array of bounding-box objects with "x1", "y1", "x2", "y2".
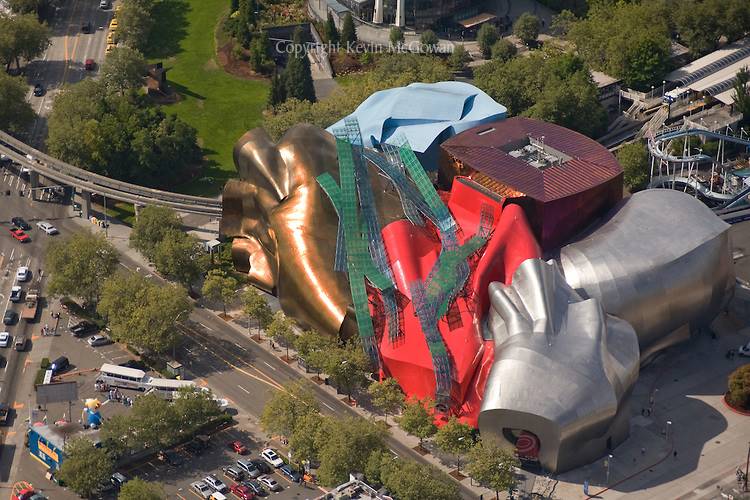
[{"x1": 727, "y1": 364, "x2": 750, "y2": 410}]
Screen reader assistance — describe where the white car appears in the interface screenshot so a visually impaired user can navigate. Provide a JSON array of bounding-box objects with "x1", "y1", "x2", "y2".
[
  {"x1": 203, "y1": 474, "x2": 228, "y2": 493},
  {"x1": 0, "y1": 332, "x2": 9, "y2": 348},
  {"x1": 190, "y1": 480, "x2": 212, "y2": 499},
  {"x1": 739, "y1": 341, "x2": 750, "y2": 357},
  {"x1": 16, "y1": 267, "x2": 29, "y2": 282},
  {"x1": 259, "y1": 475, "x2": 283, "y2": 492},
  {"x1": 36, "y1": 221, "x2": 58, "y2": 235},
  {"x1": 260, "y1": 448, "x2": 284, "y2": 468},
  {"x1": 10, "y1": 286, "x2": 22, "y2": 302},
  {"x1": 88, "y1": 334, "x2": 111, "y2": 347}
]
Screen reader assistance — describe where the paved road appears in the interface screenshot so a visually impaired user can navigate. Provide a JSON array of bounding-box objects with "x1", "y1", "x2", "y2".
[{"x1": 26, "y1": 0, "x2": 113, "y2": 148}]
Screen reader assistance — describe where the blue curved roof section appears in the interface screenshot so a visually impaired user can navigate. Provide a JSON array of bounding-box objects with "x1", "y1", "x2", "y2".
[{"x1": 327, "y1": 81, "x2": 507, "y2": 170}]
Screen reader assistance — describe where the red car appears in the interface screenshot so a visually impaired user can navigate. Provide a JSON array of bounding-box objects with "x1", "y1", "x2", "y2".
[
  {"x1": 228, "y1": 440, "x2": 248, "y2": 455},
  {"x1": 230, "y1": 483, "x2": 255, "y2": 500},
  {"x1": 9, "y1": 227, "x2": 30, "y2": 242}
]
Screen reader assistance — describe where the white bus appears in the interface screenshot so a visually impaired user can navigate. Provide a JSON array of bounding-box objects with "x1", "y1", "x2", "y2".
[{"x1": 97, "y1": 363, "x2": 196, "y2": 399}]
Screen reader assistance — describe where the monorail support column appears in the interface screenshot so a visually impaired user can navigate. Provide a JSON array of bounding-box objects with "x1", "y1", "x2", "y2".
[
  {"x1": 29, "y1": 171, "x2": 39, "y2": 201},
  {"x1": 133, "y1": 204, "x2": 144, "y2": 220},
  {"x1": 76, "y1": 189, "x2": 92, "y2": 220}
]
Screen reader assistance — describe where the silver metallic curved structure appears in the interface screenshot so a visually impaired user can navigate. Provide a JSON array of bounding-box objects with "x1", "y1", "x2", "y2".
[
  {"x1": 479, "y1": 258, "x2": 640, "y2": 473},
  {"x1": 560, "y1": 189, "x2": 734, "y2": 360}
]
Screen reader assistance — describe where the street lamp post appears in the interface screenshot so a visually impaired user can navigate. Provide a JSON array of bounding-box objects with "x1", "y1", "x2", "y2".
[
  {"x1": 665, "y1": 420, "x2": 672, "y2": 441},
  {"x1": 604, "y1": 454, "x2": 613, "y2": 484},
  {"x1": 662, "y1": 80, "x2": 666, "y2": 97},
  {"x1": 744, "y1": 441, "x2": 749, "y2": 492}
]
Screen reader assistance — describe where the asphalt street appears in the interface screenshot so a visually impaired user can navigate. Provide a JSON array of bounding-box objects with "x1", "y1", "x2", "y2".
[{"x1": 25, "y1": 0, "x2": 113, "y2": 148}]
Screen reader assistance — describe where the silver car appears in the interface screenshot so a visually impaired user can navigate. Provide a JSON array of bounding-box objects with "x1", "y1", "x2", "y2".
[
  {"x1": 203, "y1": 474, "x2": 228, "y2": 493},
  {"x1": 191, "y1": 480, "x2": 212, "y2": 499},
  {"x1": 237, "y1": 458, "x2": 261, "y2": 478}
]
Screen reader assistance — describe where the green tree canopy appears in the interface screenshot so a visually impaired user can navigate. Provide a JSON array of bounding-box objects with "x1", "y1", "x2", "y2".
[
  {"x1": 260, "y1": 380, "x2": 319, "y2": 438},
  {"x1": 616, "y1": 141, "x2": 650, "y2": 192},
  {"x1": 289, "y1": 412, "x2": 325, "y2": 464},
  {"x1": 249, "y1": 30, "x2": 271, "y2": 74},
  {"x1": 100, "y1": 46, "x2": 145, "y2": 94},
  {"x1": 398, "y1": 397, "x2": 437, "y2": 446},
  {"x1": 447, "y1": 44, "x2": 469, "y2": 72},
  {"x1": 0, "y1": 71, "x2": 34, "y2": 133},
  {"x1": 266, "y1": 310, "x2": 296, "y2": 357},
  {"x1": 320, "y1": 339, "x2": 371, "y2": 401},
  {"x1": 58, "y1": 438, "x2": 113, "y2": 498},
  {"x1": 366, "y1": 450, "x2": 460, "y2": 500},
  {"x1": 172, "y1": 386, "x2": 223, "y2": 433},
  {"x1": 477, "y1": 23, "x2": 498, "y2": 59},
  {"x1": 419, "y1": 30, "x2": 439, "y2": 52},
  {"x1": 201, "y1": 269, "x2": 238, "y2": 314},
  {"x1": 118, "y1": 478, "x2": 166, "y2": 500},
  {"x1": 727, "y1": 363, "x2": 750, "y2": 410},
  {"x1": 46, "y1": 231, "x2": 119, "y2": 305},
  {"x1": 152, "y1": 229, "x2": 208, "y2": 291},
  {"x1": 367, "y1": 378, "x2": 404, "y2": 423},
  {"x1": 268, "y1": 69, "x2": 286, "y2": 108},
  {"x1": 0, "y1": 13, "x2": 50, "y2": 70},
  {"x1": 117, "y1": 0, "x2": 155, "y2": 51},
  {"x1": 465, "y1": 439, "x2": 520, "y2": 496},
  {"x1": 389, "y1": 26, "x2": 404, "y2": 47},
  {"x1": 100, "y1": 413, "x2": 135, "y2": 458},
  {"x1": 434, "y1": 416, "x2": 473, "y2": 472},
  {"x1": 129, "y1": 393, "x2": 180, "y2": 449},
  {"x1": 292, "y1": 328, "x2": 335, "y2": 368},
  {"x1": 340, "y1": 12, "x2": 356, "y2": 46},
  {"x1": 98, "y1": 272, "x2": 191, "y2": 353},
  {"x1": 550, "y1": 9, "x2": 576, "y2": 37},
  {"x1": 47, "y1": 79, "x2": 201, "y2": 187},
  {"x1": 513, "y1": 13, "x2": 540, "y2": 46},
  {"x1": 129, "y1": 206, "x2": 183, "y2": 261},
  {"x1": 491, "y1": 39, "x2": 517, "y2": 62},
  {"x1": 733, "y1": 68, "x2": 750, "y2": 122},
  {"x1": 283, "y1": 27, "x2": 316, "y2": 103},
  {"x1": 316, "y1": 416, "x2": 388, "y2": 487},
  {"x1": 242, "y1": 287, "x2": 273, "y2": 334},
  {"x1": 325, "y1": 11, "x2": 339, "y2": 44}
]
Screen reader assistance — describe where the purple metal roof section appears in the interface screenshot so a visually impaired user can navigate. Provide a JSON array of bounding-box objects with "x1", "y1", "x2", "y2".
[{"x1": 441, "y1": 117, "x2": 622, "y2": 202}]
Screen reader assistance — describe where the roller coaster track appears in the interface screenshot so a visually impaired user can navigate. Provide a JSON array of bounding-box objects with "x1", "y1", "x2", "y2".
[
  {"x1": 648, "y1": 127, "x2": 750, "y2": 164},
  {"x1": 0, "y1": 130, "x2": 222, "y2": 216}
]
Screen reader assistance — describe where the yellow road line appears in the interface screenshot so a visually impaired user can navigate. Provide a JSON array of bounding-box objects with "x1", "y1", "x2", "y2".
[{"x1": 60, "y1": 0, "x2": 83, "y2": 84}]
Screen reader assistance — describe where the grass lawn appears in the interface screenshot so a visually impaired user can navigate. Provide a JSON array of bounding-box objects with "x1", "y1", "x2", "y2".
[{"x1": 145, "y1": 0, "x2": 269, "y2": 196}]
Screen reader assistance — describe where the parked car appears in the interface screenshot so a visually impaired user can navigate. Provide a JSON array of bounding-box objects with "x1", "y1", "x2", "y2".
[
  {"x1": 9, "y1": 227, "x2": 29, "y2": 242},
  {"x1": 84, "y1": 58, "x2": 95, "y2": 70},
  {"x1": 240, "y1": 480, "x2": 266, "y2": 497},
  {"x1": 33, "y1": 83, "x2": 44, "y2": 96},
  {"x1": 16, "y1": 266, "x2": 30, "y2": 282},
  {"x1": 0, "y1": 332, "x2": 10, "y2": 347},
  {"x1": 9, "y1": 287, "x2": 22, "y2": 303},
  {"x1": 70, "y1": 321, "x2": 98, "y2": 337},
  {"x1": 110, "y1": 472, "x2": 127, "y2": 489},
  {"x1": 260, "y1": 448, "x2": 284, "y2": 468},
  {"x1": 229, "y1": 440, "x2": 248, "y2": 455},
  {"x1": 3, "y1": 311, "x2": 17, "y2": 326},
  {"x1": 221, "y1": 465, "x2": 244, "y2": 481},
  {"x1": 36, "y1": 221, "x2": 58, "y2": 235},
  {"x1": 191, "y1": 481, "x2": 212, "y2": 499},
  {"x1": 99, "y1": 0, "x2": 110, "y2": 8},
  {"x1": 229, "y1": 483, "x2": 255, "y2": 500},
  {"x1": 157, "y1": 449, "x2": 184, "y2": 466},
  {"x1": 14, "y1": 335, "x2": 26, "y2": 351},
  {"x1": 236, "y1": 458, "x2": 261, "y2": 478},
  {"x1": 50, "y1": 356, "x2": 69, "y2": 374},
  {"x1": 258, "y1": 475, "x2": 282, "y2": 492},
  {"x1": 11, "y1": 217, "x2": 30, "y2": 230},
  {"x1": 278, "y1": 464, "x2": 302, "y2": 483},
  {"x1": 109, "y1": 18, "x2": 118, "y2": 30},
  {"x1": 88, "y1": 334, "x2": 111, "y2": 347},
  {"x1": 250, "y1": 459, "x2": 272, "y2": 475},
  {"x1": 0, "y1": 402, "x2": 9, "y2": 426},
  {"x1": 740, "y1": 341, "x2": 750, "y2": 357},
  {"x1": 105, "y1": 43, "x2": 115, "y2": 54},
  {"x1": 203, "y1": 474, "x2": 228, "y2": 493}
]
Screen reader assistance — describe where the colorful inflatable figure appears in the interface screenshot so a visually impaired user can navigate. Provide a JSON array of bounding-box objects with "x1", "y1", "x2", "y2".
[{"x1": 82, "y1": 398, "x2": 103, "y2": 429}]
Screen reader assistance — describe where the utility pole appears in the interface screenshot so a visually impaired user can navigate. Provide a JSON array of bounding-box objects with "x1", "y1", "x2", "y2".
[{"x1": 745, "y1": 441, "x2": 749, "y2": 492}]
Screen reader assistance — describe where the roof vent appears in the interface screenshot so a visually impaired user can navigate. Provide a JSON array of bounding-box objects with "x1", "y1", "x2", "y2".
[{"x1": 477, "y1": 127, "x2": 496, "y2": 136}]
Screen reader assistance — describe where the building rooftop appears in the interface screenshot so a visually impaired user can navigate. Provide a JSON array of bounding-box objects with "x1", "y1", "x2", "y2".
[
  {"x1": 441, "y1": 117, "x2": 622, "y2": 202},
  {"x1": 590, "y1": 70, "x2": 620, "y2": 89},
  {"x1": 30, "y1": 423, "x2": 101, "y2": 451}
]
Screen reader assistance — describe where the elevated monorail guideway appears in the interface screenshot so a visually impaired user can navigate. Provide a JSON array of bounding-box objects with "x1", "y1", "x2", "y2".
[{"x1": 0, "y1": 130, "x2": 223, "y2": 216}]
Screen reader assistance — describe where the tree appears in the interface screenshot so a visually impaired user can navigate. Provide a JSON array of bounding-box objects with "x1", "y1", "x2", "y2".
[
  {"x1": 0, "y1": 72, "x2": 34, "y2": 133},
  {"x1": 674, "y1": 1, "x2": 722, "y2": 56},
  {"x1": 321, "y1": 339, "x2": 370, "y2": 401},
  {"x1": 490, "y1": 39, "x2": 517, "y2": 62},
  {"x1": 98, "y1": 273, "x2": 191, "y2": 353},
  {"x1": 420, "y1": 30, "x2": 438, "y2": 53},
  {"x1": 46, "y1": 231, "x2": 119, "y2": 306},
  {"x1": 201, "y1": 269, "x2": 238, "y2": 314},
  {"x1": 266, "y1": 310, "x2": 296, "y2": 358},
  {"x1": 283, "y1": 26, "x2": 316, "y2": 103},
  {"x1": 434, "y1": 416, "x2": 473, "y2": 472},
  {"x1": 367, "y1": 378, "x2": 404, "y2": 423},
  {"x1": 268, "y1": 69, "x2": 286, "y2": 108},
  {"x1": 249, "y1": 30, "x2": 270, "y2": 73},
  {"x1": 152, "y1": 229, "x2": 208, "y2": 291},
  {"x1": 367, "y1": 451, "x2": 460, "y2": 500},
  {"x1": 100, "y1": 413, "x2": 136, "y2": 458},
  {"x1": 340, "y1": 12, "x2": 355, "y2": 47},
  {"x1": 466, "y1": 439, "x2": 520, "y2": 498},
  {"x1": 118, "y1": 478, "x2": 166, "y2": 500},
  {"x1": 260, "y1": 380, "x2": 319, "y2": 438},
  {"x1": 616, "y1": 141, "x2": 650, "y2": 192},
  {"x1": 722, "y1": 0, "x2": 750, "y2": 42},
  {"x1": 242, "y1": 287, "x2": 273, "y2": 334},
  {"x1": 477, "y1": 23, "x2": 498, "y2": 59},
  {"x1": 733, "y1": 68, "x2": 750, "y2": 121},
  {"x1": 172, "y1": 386, "x2": 223, "y2": 433},
  {"x1": 295, "y1": 328, "x2": 336, "y2": 373},
  {"x1": 129, "y1": 206, "x2": 182, "y2": 261},
  {"x1": 316, "y1": 416, "x2": 388, "y2": 487},
  {"x1": 57, "y1": 438, "x2": 113, "y2": 498},
  {"x1": 398, "y1": 397, "x2": 437, "y2": 446},
  {"x1": 130, "y1": 393, "x2": 180, "y2": 449},
  {"x1": 727, "y1": 364, "x2": 750, "y2": 410},
  {"x1": 447, "y1": 44, "x2": 469, "y2": 72},
  {"x1": 0, "y1": 13, "x2": 50, "y2": 70},
  {"x1": 289, "y1": 412, "x2": 325, "y2": 464},
  {"x1": 550, "y1": 9, "x2": 576, "y2": 37},
  {"x1": 325, "y1": 11, "x2": 339, "y2": 44},
  {"x1": 117, "y1": 0, "x2": 155, "y2": 51},
  {"x1": 513, "y1": 13, "x2": 540, "y2": 46},
  {"x1": 100, "y1": 46, "x2": 145, "y2": 94},
  {"x1": 389, "y1": 26, "x2": 404, "y2": 47}
]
